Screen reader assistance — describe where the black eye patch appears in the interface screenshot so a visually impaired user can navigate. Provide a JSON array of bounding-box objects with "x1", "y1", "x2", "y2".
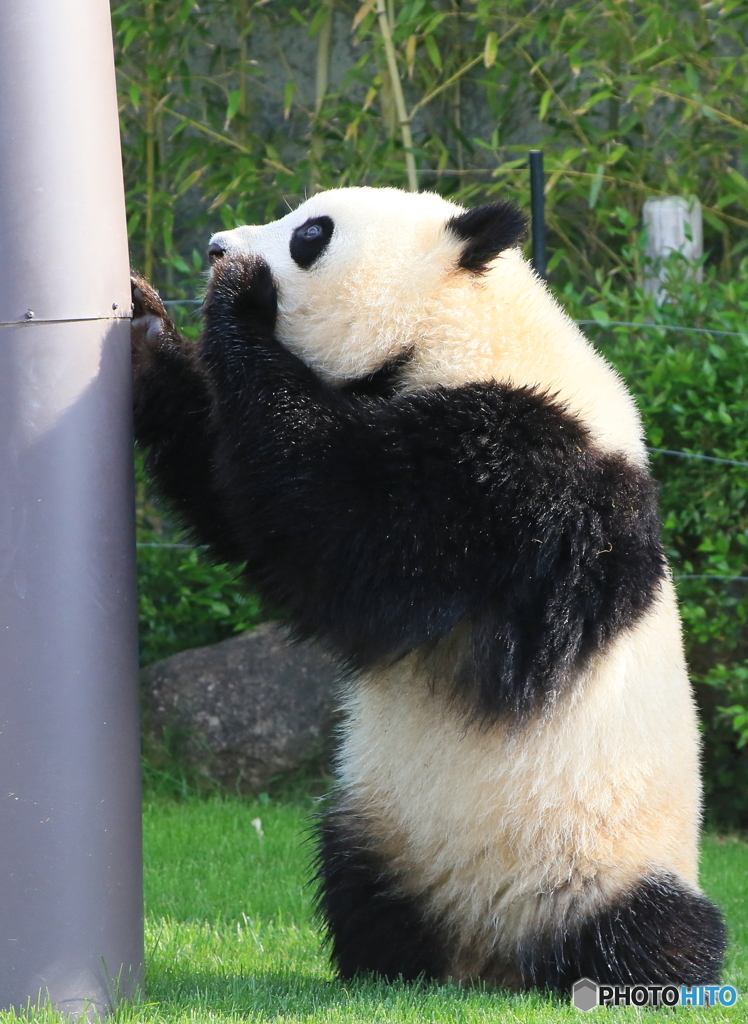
[{"x1": 290, "y1": 216, "x2": 334, "y2": 269}]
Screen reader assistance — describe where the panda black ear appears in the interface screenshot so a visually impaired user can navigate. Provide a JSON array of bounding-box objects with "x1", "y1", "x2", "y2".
[{"x1": 447, "y1": 201, "x2": 527, "y2": 274}]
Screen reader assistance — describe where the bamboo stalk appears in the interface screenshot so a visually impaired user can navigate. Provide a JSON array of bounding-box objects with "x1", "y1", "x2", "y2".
[
  {"x1": 408, "y1": 54, "x2": 482, "y2": 118},
  {"x1": 608, "y1": 41, "x2": 620, "y2": 135},
  {"x1": 311, "y1": 0, "x2": 333, "y2": 189},
  {"x1": 409, "y1": 19, "x2": 525, "y2": 119},
  {"x1": 450, "y1": 0, "x2": 463, "y2": 172},
  {"x1": 315, "y1": 0, "x2": 333, "y2": 115},
  {"x1": 155, "y1": 105, "x2": 254, "y2": 154},
  {"x1": 651, "y1": 86, "x2": 748, "y2": 135},
  {"x1": 518, "y1": 47, "x2": 592, "y2": 149},
  {"x1": 453, "y1": 76, "x2": 463, "y2": 171},
  {"x1": 375, "y1": 0, "x2": 417, "y2": 191},
  {"x1": 238, "y1": 0, "x2": 251, "y2": 142},
  {"x1": 144, "y1": 0, "x2": 156, "y2": 280}
]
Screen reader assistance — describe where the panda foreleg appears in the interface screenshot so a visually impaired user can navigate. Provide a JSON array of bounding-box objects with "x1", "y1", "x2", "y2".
[
  {"x1": 198, "y1": 255, "x2": 497, "y2": 672},
  {"x1": 314, "y1": 807, "x2": 449, "y2": 982},
  {"x1": 131, "y1": 275, "x2": 244, "y2": 564}
]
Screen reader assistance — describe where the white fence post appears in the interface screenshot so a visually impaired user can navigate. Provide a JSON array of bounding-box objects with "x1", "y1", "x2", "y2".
[{"x1": 642, "y1": 196, "x2": 703, "y2": 303}]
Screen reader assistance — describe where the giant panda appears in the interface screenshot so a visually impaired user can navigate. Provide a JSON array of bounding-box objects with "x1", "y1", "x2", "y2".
[{"x1": 130, "y1": 185, "x2": 726, "y2": 992}]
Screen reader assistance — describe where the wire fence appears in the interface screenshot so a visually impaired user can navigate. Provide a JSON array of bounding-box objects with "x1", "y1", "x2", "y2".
[
  {"x1": 142, "y1": 306, "x2": 747, "y2": 583},
  {"x1": 163, "y1": 307, "x2": 748, "y2": 339},
  {"x1": 577, "y1": 318, "x2": 748, "y2": 340},
  {"x1": 647, "y1": 448, "x2": 748, "y2": 469}
]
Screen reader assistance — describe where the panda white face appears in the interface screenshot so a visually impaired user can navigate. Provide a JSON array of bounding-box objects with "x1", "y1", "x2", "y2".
[
  {"x1": 208, "y1": 187, "x2": 469, "y2": 383},
  {"x1": 207, "y1": 187, "x2": 644, "y2": 459}
]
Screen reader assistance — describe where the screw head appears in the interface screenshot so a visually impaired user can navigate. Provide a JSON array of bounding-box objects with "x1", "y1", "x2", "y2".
[
  {"x1": 25, "y1": 310, "x2": 35, "y2": 319},
  {"x1": 112, "y1": 302, "x2": 118, "y2": 310}
]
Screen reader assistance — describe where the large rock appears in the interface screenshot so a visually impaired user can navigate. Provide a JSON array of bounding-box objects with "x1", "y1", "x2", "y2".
[{"x1": 140, "y1": 623, "x2": 340, "y2": 791}]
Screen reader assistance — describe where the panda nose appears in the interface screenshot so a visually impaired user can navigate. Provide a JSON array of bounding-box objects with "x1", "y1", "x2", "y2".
[{"x1": 208, "y1": 242, "x2": 226, "y2": 265}]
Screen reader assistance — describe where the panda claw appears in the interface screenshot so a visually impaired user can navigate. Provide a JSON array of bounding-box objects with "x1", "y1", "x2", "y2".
[
  {"x1": 130, "y1": 273, "x2": 176, "y2": 374},
  {"x1": 130, "y1": 273, "x2": 167, "y2": 321}
]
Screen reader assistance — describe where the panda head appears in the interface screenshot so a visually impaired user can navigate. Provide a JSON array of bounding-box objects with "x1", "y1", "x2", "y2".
[{"x1": 208, "y1": 187, "x2": 526, "y2": 384}]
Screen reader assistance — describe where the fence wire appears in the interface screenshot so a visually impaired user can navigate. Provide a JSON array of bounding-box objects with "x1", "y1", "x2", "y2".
[
  {"x1": 648, "y1": 448, "x2": 748, "y2": 469},
  {"x1": 162, "y1": 302, "x2": 748, "y2": 340},
  {"x1": 577, "y1": 318, "x2": 747, "y2": 339}
]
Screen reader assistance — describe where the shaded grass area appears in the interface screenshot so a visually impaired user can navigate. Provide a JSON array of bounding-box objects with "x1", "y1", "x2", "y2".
[{"x1": 2, "y1": 797, "x2": 747, "y2": 1022}]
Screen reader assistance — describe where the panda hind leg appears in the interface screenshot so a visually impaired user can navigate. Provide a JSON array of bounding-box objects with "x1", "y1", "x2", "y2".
[
  {"x1": 519, "y1": 873, "x2": 726, "y2": 992},
  {"x1": 314, "y1": 810, "x2": 449, "y2": 983}
]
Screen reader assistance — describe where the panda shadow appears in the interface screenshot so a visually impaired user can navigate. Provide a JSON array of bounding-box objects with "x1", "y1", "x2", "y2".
[{"x1": 143, "y1": 964, "x2": 561, "y2": 1019}]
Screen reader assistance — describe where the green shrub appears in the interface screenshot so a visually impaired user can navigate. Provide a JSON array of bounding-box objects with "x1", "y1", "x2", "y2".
[{"x1": 135, "y1": 452, "x2": 265, "y2": 667}]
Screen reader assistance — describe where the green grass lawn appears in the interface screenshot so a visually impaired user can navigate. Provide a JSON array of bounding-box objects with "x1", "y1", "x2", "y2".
[{"x1": 3, "y1": 796, "x2": 747, "y2": 1022}]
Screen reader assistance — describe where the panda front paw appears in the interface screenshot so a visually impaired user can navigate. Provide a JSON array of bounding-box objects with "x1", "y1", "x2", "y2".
[
  {"x1": 130, "y1": 274, "x2": 179, "y2": 377},
  {"x1": 204, "y1": 256, "x2": 278, "y2": 336}
]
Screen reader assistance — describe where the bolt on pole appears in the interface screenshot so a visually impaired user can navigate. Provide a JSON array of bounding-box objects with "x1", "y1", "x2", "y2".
[{"x1": 0, "y1": 0, "x2": 143, "y2": 1019}]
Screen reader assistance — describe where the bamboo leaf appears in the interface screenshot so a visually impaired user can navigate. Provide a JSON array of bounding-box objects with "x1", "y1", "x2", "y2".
[
  {"x1": 122, "y1": 25, "x2": 139, "y2": 50},
  {"x1": 344, "y1": 118, "x2": 360, "y2": 141},
  {"x1": 728, "y1": 168, "x2": 748, "y2": 192},
  {"x1": 308, "y1": 4, "x2": 330, "y2": 38},
  {"x1": 352, "y1": 1, "x2": 375, "y2": 32},
  {"x1": 425, "y1": 13, "x2": 446, "y2": 32},
  {"x1": 176, "y1": 168, "x2": 205, "y2": 196},
  {"x1": 226, "y1": 89, "x2": 242, "y2": 122},
  {"x1": 283, "y1": 80, "x2": 296, "y2": 120},
  {"x1": 702, "y1": 208, "x2": 726, "y2": 232},
  {"x1": 538, "y1": 88, "x2": 552, "y2": 121},
  {"x1": 483, "y1": 31, "x2": 497, "y2": 69},
  {"x1": 588, "y1": 164, "x2": 604, "y2": 209},
  {"x1": 425, "y1": 34, "x2": 442, "y2": 72},
  {"x1": 573, "y1": 89, "x2": 612, "y2": 115},
  {"x1": 632, "y1": 41, "x2": 665, "y2": 64}
]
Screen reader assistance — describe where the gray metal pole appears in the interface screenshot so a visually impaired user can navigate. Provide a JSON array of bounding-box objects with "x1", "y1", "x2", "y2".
[{"x1": 0, "y1": 0, "x2": 143, "y2": 1019}]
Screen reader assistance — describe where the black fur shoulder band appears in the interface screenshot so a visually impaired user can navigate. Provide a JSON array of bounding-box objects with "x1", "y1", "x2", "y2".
[{"x1": 133, "y1": 257, "x2": 665, "y2": 719}]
